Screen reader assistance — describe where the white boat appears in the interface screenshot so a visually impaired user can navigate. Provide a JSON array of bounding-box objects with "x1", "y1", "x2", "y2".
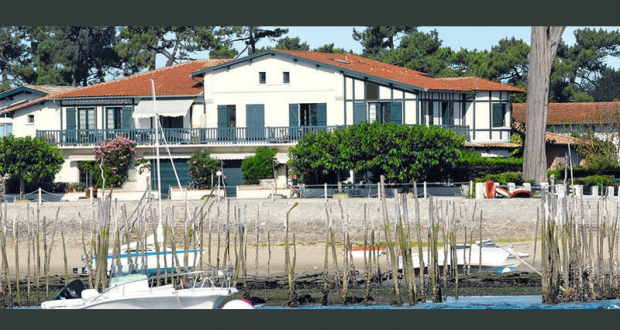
[
  {"x1": 41, "y1": 268, "x2": 250, "y2": 309},
  {"x1": 78, "y1": 246, "x2": 203, "y2": 276},
  {"x1": 399, "y1": 240, "x2": 530, "y2": 274},
  {"x1": 348, "y1": 246, "x2": 387, "y2": 259}
]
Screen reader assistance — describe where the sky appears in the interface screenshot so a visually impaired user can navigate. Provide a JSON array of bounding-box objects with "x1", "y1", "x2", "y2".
[{"x1": 172, "y1": 26, "x2": 620, "y2": 70}]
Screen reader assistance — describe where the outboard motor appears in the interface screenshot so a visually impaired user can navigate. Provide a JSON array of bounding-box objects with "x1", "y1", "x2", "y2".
[{"x1": 55, "y1": 279, "x2": 87, "y2": 300}]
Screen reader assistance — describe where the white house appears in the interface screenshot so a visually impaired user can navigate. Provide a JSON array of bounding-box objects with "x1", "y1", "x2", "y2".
[{"x1": 2, "y1": 50, "x2": 524, "y2": 196}]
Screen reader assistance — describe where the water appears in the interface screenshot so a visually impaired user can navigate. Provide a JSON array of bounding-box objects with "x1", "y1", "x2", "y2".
[{"x1": 257, "y1": 296, "x2": 620, "y2": 309}]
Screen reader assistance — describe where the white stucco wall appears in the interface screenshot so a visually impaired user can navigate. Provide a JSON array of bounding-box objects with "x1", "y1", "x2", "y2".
[
  {"x1": 206, "y1": 54, "x2": 346, "y2": 128},
  {"x1": 12, "y1": 101, "x2": 61, "y2": 137}
]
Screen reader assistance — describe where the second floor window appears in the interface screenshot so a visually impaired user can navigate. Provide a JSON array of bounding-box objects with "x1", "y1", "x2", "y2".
[
  {"x1": 259, "y1": 72, "x2": 266, "y2": 84},
  {"x1": 283, "y1": 72, "x2": 290, "y2": 84},
  {"x1": 493, "y1": 103, "x2": 507, "y2": 127},
  {"x1": 106, "y1": 107, "x2": 122, "y2": 129},
  {"x1": 27, "y1": 115, "x2": 34, "y2": 123},
  {"x1": 78, "y1": 108, "x2": 95, "y2": 130}
]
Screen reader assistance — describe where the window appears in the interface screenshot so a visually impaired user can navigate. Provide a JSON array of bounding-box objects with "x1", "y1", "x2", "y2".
[
  {"x1": 368, "y1": 102, "x2": 391, "y2": 123},
  {"x1": 365, "y1": 82, "x2": 379, "y2": 100},
  {"x1": 79, "y1": 168, "x2": 92, "y2": 186},
  {"x1": 106, "y1": 107, "x2": 122, "y2": 129},
  {"x1": 259, "y1": 72, "x2": 266, "y2": 84},
  {"x1": 78, "y1": 108, "x2": 95, "y2": 129},
  {"x1": 27, "y1": 115, "x2": 34, "y2": 123},
  {"x1": 283, "y1": 72, "x2": 290, "y2": 84},
  {"x1": 492, "y1": 103, "x2": 506, "y2": 127},
  {"x1": 421, "y1": 102, "x2": 433, "y2": 125},
  {"x1": 0, "y1": 123, "x2": 12, "y2": 137},
  {"x1": 442, "y1": 102, "x2": 454, "y2": 126},
  {"x1": 300, "y1": 104, "x2": 318, "y2": 126}
]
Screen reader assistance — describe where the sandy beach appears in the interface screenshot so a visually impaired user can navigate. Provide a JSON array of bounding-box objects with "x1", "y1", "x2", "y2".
[{"x1": 3, "y1": 239, "x2": 543, "y2": 277}]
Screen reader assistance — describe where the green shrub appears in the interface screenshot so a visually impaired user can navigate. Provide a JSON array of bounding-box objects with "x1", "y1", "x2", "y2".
[
  {"x1": 452, "y1": 151, "x2": 523, "y2": 182},
  {"x1": 241, "y1": 147, "x2": 279, "y2": 185},
  {"x1": 92, "y1": 136, "x2": 136, "y2": 188},
  {"x1": 573, "y1": 175, "x2": 617, "y2": 190}
]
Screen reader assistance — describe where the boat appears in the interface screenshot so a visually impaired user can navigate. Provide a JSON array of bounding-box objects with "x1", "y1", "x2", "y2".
[
  {"x1": 76, "y1": 246, "x2": 202, "y2": 276},
  {"x1": 347, "y1": 246, "x2": 387, "y2": 259},
  {"x1": 398, "y1": 239, "x2": 530, "y2": 274},
  {"x1": 42, "y1": 268, "x2": 251, "y2": 309}
]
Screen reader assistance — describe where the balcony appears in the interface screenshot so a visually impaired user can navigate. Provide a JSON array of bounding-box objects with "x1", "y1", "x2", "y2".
[{"x1": 36, "y1": 124, "x2": 471, "y2": 147}]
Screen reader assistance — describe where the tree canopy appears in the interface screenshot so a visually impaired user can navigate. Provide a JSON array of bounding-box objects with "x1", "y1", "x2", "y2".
[
  {"x1": 288, "y1": 123, "x2": 464, "y2": 184},
  {"x1": 0, "y1": 136, "x2": 64, "y2": 195},
  {"x1": 240, "y1": 147, "x2": 279, "y2": 185}
]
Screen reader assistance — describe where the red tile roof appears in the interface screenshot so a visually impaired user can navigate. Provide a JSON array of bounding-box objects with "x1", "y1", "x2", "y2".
[
  {"x1": 0, "y1": 60, "x2": 230, "y2": 115},
  {"x1": 56, "y1": 59, "x2": 230, "y2": 98},
  {"x1": 545, "y1": 131, "x2": 585, "y2": 145},
  {"x1": 25, "y1": 85, "x2": 77, "y2": 94},
  {"x1": 272, "y1": 50, "x2": 524, "y2": 92},
  {"x1": 512, "y1": 102, "x2": 620, "y2": 125}
]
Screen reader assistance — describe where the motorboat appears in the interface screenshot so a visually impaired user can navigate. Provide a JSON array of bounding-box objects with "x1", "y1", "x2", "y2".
[
  {"x1": 398, "y1": 239, "x2": 530, "y2": 274},
  {"x1": 41, "y1": 268, "x2": 251, "y2": 309},
  {"x1": 75, "y1": 245, "x2": 203, "y2": 276}
]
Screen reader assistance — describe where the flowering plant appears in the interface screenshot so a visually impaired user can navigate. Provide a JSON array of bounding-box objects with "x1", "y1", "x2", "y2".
[
  {"x1": 188, "y1": 149, "x2": 220, "y2": 189},
  {"x1": 92, "y1": 136, "x2": 136, "y2": 188}
]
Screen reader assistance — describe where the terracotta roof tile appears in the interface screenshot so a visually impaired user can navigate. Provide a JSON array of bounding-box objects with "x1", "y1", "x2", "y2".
[
  {"x1": 1, "y1": 60, "x2": 230, "y2": 115},
  {"x1": 56, "y1": 59, "x2": 230, "y2": 99},
  {"x1": 512, "y1": 102, "x2": 620, "y2": 125},
  {"x1": 272, "y1": 50, "x2": 524, "y2": 92},
  {"x1": 435, "y1": 77, "x2": 525, "y2": 92}
]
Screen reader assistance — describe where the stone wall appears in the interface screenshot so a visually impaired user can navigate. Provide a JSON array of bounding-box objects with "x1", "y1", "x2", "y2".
[{"x1": 1, "y1": 196, "x2": 588, "y2": 249}]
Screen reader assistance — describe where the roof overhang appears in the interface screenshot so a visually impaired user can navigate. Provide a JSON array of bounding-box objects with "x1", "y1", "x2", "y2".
[{"x1": 133, "y1": 99, "x2": 194, "y2": 118}]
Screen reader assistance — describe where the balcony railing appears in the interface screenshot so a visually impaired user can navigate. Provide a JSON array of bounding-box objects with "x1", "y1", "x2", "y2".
[{"x1": 36, "y1": 124, "x2": 471, "y2": 147}]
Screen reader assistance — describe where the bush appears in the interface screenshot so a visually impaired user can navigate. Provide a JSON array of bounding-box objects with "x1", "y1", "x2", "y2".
[
  {"x1": 452, "y1": 151, "x2": 523, "y2": 182},
  {"x1": 241, "y1": 147, "x2": 279, "y2": 185},
  {"x1": 288, "y1": 122, "x2": 464, "y2": 184},
  {"x1": 92, "y1": 136, "x2": 136, "y2": 188},
  {"x1": 573, "y1": 175, "x2": 617, "y2": 191},
  {"x1": 188, "y1": 149, "x2": 220, "y2": 189}
]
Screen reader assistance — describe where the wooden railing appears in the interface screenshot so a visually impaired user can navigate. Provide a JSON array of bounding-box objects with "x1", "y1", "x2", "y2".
[{"x1": 36, "y1": 124, "x2": 471, "y2": 146}]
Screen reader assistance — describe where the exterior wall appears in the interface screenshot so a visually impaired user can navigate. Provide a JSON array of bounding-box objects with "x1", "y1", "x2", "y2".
[
  {"x1": 12, "y1": 101, "x2": 61, "y2": 137},
  {"x1": 465, "y1": 91, "x2": 511, "y2": 143},
  {"x1": 205, "y1": 54, "x2": 344, "y2": 128}
]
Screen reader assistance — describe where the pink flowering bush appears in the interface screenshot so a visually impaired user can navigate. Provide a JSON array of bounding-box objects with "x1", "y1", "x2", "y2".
[
  {"x1": 91, "y1": 136, "x2": 136, "y2": 188},
  {"x1": 188, "y1": 149, "x2": 220, "y2": 189}
]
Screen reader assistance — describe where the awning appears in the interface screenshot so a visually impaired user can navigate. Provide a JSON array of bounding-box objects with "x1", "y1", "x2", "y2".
[{"x1": 132, "y1": 99, "x2": 194, "y2": 118}]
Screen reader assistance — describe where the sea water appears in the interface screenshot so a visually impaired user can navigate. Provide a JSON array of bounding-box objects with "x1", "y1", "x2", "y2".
[{"x1": 257, "y1": 295, "x2": 620, "y2": 309}]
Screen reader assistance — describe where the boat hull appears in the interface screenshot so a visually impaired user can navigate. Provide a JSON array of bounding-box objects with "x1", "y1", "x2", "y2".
[{"x1": 87, "y1": 248, "x2": 202, "y2": 275}]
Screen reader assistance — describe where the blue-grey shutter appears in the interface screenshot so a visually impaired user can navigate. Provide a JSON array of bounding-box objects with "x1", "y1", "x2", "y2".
[
  {"x1": 316, "y1": 103, "x2": 327, "y2": 127},
  {"x1": 390, "y1": 102, "x2": 402, "y2": 125},
  {"x1": 353, "y1": 102, "x2": 367, "y2": 124},
  {"x1": 246, "y1": 104, "x2": 264, "y2": 140},
  {"x1": 217, "y1": 105, "x2": 228, "y2": 128},
  {"x1": 66, "y1": 107, "x2": 76, "y2": 143},
  {"x1": 493, "y1": 103, "x2": 503, "y2": 127},
  {"x1": 122, "y1": 107, "x2": 132, "y2": 130},
  {"x1": 217, "y1": 105, "x2": 228, "y2": 140},
  {"x1": 289, "y1": 104, "x2": 299, "y2": 139}
]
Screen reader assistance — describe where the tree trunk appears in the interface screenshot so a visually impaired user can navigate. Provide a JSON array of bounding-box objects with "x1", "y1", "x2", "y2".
[{"x1": 523, "y1": 26, "x2": 565, "y2": 184}]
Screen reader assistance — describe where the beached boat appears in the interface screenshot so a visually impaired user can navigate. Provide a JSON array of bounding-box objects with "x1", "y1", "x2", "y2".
[
  {"x1": 41, "y1": 268, "x2": 250, "y2": 309},
  {"x1": 398, "y1": 239, "x2": 530, "y2": 274},
  {"x1": 348, "y1": 246, "x2": 387, "y2": 259}
]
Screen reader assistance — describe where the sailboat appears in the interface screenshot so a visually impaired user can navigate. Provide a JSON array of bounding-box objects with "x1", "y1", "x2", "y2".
[{"x1": 44, "y1": 79, "x2": 249, "y2": 309}]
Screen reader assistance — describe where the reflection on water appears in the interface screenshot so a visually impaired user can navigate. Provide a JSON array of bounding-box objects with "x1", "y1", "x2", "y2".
[{"x1": 258, "y1": 296, "x2": 620, "y2": 309}]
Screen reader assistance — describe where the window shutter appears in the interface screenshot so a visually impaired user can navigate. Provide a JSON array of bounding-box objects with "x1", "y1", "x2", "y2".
[
  {"x1": 217, "y1": 105, "x2": 228, "y2": 128},
  {"x1": 289, "y1": 104, "x2": 299, "y2": 127},
  {"x1": 122, "y1": 107, "x2": 133, "y2": 130},
  {"x1": 493, "y1": 103, "x2": 504, "y2": 127},
  {"x1": 316, "y1": 103, "x2": 327, "y2": 127},
  {"x1": 66, "y1": 108, "x2": 76, "y2": 130},
  {"x1": 390, "y1": 102, "x2": 402, "y2": 125},
  {"x1": 353, "y1": 102, "x2": 367, "y2": 124}
]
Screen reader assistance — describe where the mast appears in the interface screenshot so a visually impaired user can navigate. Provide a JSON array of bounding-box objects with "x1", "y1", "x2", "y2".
[{"x1": 151, "y1": 78, "x2": 164, "y2": 236}]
